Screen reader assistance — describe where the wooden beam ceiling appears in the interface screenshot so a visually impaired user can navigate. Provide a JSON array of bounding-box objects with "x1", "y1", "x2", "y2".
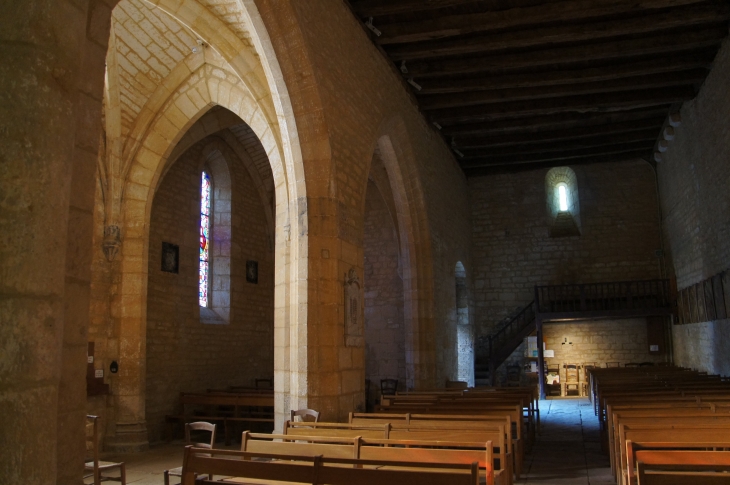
[{"x1": 348, "y1": 0, "x2": 730, "y2": 175}]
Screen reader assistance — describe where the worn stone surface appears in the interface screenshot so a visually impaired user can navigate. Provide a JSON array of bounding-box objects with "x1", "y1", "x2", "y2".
[
  {"x1": 659, "y1": 37, "x2": 730, "y2": 376},
  {"x1": 470, "y1": 160, "x2": 663, "y2": 337},
  {"x1": 144, "y1": 128, "x2": 274, "y2": 442},
  {"x1": 543, "y1": 319, "x2": 666, "y2": 369},
  {"x1": 518, "y1": 399, "x2": 614, "y2": 485}
]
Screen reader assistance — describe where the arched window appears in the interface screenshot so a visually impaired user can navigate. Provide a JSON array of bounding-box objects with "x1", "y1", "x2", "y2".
[
  {"x1": 545, "y1": 167, "x2": 581, "y2": 237},
  {"x1": 557, "y1": 183, "x2": 569, "y2": 212},
  {"x1": 455, "y1": 262, "x2": 474, "y2": 386},
  {"x1": 199, "y1": 171, "x2": 212, "y2": 307},
  {"x1": 199, "y1": 147, "x2": 232, "y2": 324}
]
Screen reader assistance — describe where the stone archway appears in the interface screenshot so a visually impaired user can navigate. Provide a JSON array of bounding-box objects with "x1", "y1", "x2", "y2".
[
  {"x1": 359, "y1": 115, "x2": 438, "y2": 391},
  {"x1": 109, "y1": 57, "x2": 305, "y2": 447}
]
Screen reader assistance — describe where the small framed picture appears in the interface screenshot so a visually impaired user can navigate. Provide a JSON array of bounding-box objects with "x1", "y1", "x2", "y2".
[
  {"x1": 161, "y1": 242, "x2": 179, "y2": 273},
  {"x1": 246, "y1": 260, "x2": 258, "y2": 284}
]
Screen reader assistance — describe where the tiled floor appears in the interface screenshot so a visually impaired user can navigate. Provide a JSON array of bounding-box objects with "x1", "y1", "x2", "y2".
[{"x1": 99, "y1": 398, "x2": 615, "y2": 485}]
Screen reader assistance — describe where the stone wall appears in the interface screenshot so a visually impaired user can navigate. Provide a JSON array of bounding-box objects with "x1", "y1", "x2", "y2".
[
  {"x1": 659, "y1": 38, "x2": 730, "y2": 376},
  {"x1": 364, "y1": 180, "x2": 405, "y2": 406},
  {"x1": 257, "y1": 0, "x2": 473, "y2": 412},
  {"x1": 470, "y1": 160, "x2": 663, "y2": 337},
  {"x1": 542, "y1": 319, "x2": 667, "y2": 370},
  {"x1": 145, "y1": 133, "x2": 274, "y2": 442}
]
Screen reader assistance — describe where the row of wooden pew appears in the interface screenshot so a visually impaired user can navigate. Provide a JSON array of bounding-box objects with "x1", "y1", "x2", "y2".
[
  {"x1": 166, "y1": 387, "x2": 274, "y2": 444},
  {"x1": 588, "y1": 366, "x2": 730, "y2": 485},
  {"x1": 180, "y1": 386, "x2": 537, "y2": 485}
]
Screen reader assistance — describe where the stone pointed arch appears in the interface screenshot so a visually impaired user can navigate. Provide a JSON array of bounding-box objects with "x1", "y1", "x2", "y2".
[
  {"x1": 363, "y1": 115, "x2": 437, "y2": 390},
  {"x1": 111, "y1": 51, "x2": 306, "y2": 445}
]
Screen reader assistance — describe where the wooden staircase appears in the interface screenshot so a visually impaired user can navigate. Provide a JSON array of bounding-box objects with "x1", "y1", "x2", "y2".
[
  {"x1": 474, "y1": 279, "x2": 673, "y2": 389},
  {"x1": 475, "y1": 301, "x2": 536, "y2": 386}
]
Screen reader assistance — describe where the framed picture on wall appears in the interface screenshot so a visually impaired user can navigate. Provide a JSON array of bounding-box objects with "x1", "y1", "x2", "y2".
[{"x1": 161, "y1": 242, "x2": 179, "y2": 273}]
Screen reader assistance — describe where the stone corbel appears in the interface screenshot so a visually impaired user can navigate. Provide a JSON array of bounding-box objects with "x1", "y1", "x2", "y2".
[{"x1": 102, "y1": 225, "x2": 122, "y2": 262}]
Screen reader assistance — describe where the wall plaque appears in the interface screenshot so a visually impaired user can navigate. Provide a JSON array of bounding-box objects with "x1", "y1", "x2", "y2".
[
  {"x1": 344, "y1": 268, "x2": 364, "y2": 347},
  {"x1": 246, "y1": 260, "x2": 258, "y2": 284}
]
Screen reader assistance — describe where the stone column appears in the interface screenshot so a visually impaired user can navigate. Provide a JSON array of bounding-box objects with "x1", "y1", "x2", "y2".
[{"x1": 0, "y1": 1, "x2": 85, "y2": 482}]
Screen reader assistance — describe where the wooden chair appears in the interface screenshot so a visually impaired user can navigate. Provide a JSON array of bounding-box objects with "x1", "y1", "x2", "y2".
[
  {"x1": 545, "y1": 364, "x2": 561, "y2": 396},
  {"x1": 84, "y1": 415, "x2": 126, "y2": 485},
  {"x1": 564, "y1": 363, "x2": 581, "y2": 396},
  {"x1": 381, "y1": 378, "x2": 398, "y2": 396},
  {"x1": 506, "y1": 364, "x2": 521, "y2": 387},
  {"x1": 290, "y1": 408, "x2": 320, "y2": 423},
  {"x1": 163, "y1": 421, "x2": 216, "y2": 485}
]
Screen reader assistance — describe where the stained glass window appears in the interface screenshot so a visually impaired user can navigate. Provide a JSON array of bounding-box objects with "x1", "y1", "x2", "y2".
[{"x1": 199, "y1": 171, "x2": 211, "y2": 307}]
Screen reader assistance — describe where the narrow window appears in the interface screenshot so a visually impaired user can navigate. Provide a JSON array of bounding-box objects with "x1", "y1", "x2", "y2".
[
  {"x1": 558, "y1": 184, "x2": 569, "y2": 211},
  {"x1": 199, "y1": 171, "x2": 211, "y2": 307}
]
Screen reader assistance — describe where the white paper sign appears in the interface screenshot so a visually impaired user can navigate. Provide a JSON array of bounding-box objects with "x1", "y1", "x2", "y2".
[
  {"x1": 544, "y1": 350, "x2": 555, "y2": 358},
  {"x1": 94, "y1": 369, "x2": 104, "y2": 378}
]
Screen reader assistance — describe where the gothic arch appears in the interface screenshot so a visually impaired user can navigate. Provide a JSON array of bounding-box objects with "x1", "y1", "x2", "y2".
[
  {"x1": 361, "y1": 115, "x2": 437, "y2": 389},
  {"x1": 113, "y1": 47, "x2": 306, "y2": 442}
]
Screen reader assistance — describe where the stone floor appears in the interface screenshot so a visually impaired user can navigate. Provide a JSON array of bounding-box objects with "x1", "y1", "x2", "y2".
[
  {"x1": 516, "y1": 398, "x2": 614, "y2": 485},
  {"x1": 97, "y1": 398, "x2": 615, "y2": 485}
]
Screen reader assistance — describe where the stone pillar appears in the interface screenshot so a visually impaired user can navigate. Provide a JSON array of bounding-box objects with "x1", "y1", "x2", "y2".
[{"x1": 0, "y1": 1, "x2": 85, "y2": 482}]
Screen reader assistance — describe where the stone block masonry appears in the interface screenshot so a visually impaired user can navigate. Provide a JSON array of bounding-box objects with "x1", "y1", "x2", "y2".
[
  {"x1": 659, "y1": 37, "x2": 730, "y2": 377},
  {"x1": 469, "y1": 160, "x2": 663, "y2": 338}
]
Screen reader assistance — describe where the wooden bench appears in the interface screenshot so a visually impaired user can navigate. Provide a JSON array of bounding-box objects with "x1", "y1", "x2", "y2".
[
  {"x1": 607, "y1": 409, "x2": 730, "y2": 476},
  {"x1": 617, "y1": 425, "x2": 730, "y2": 485},
  {"x1": 242, "y1": 432, "x2": 360, "y2": 459},
  {"x1": 349, "y1": 413, "x2": 516, "y2": 483},
  {"x1": 360, "y1": 438, "x2": 495, "y2": 485},
  {"x1": 635, "y1": 450, "x2": 730, "y2": 485},
  {"x1": 181, "y1": 446, "x2": 480, "y2": 485},
  {"x1": 283, "y1": 421, "x2": 390, "y2": 439},
  {"x1": 240, "y1": 433, "x2": 494, "y2": 484},
  {"x1": 383, "y1": 427, "x2": 506, "y2": 485},
  {"x1": 166, "y1": 391, "x2": 274, "y2": 444}
]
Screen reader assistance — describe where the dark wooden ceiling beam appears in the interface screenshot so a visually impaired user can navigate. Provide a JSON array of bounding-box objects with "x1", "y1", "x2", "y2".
[
  {"x1": 463, "y1": 152, "x2": 649, "y2": 176},
  {"x1": 453, "y1": 119, "x2": 665, "y2": 147},
  {"x1": 417, "y1": 53, "x2": 714, "y2": 94},
  {"x1": 387, "y1": 2, "x2": 729, "y2": 60},
  {"x1": 457, "y1": 130, "x2": 658, "y2": 157},
  {"x1": 350, "y1": 0, "x2": 491, "y2": 17},
  {"x1": 428, "y1": 87, "x2": 694, "y2": 123},
  {"x1": 439, "y1": 108, "x2": 671, "y2": 136},
  {"x1": 376, "y1": 0, "x2": 711, "y2": 44},
  {"x1": 420, "y1": 69, "x2": 706, "y2": 110},
  {"x1": 403, "y1": 26, "x2": 726, "y2": 77},
  {"x1": 459, "y1": 143, "x2": 652, "y2": 167}
]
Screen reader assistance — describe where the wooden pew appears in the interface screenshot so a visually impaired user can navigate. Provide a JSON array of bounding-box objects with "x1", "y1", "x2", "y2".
[
  {"x1": 626, "y1": 442, "x2": 730, "y2": 485},
  {"x1": 181, "y1": 446, "x2": 480, "y2": 485},
  {"x1": 617, "y1": 425, "x2": 730, "y2": 485},
  {"x1": 166, "y1": 391, "x2": 275, "y2": 444},
  {"x1": 242, "y1": 432, "x2": 360, "y2": 459},
  {"x1": 635, "y1": 450, "x2": 730, "y2": 485},
  {"x1": 283, "y1": 420, "x2": 509, "y2": 483},
  {"x1": 350, "y1": 412, "x2": 517, "y2": 482},
  {"x1": 360, "y1": 438, "x2": 495, "y2": 485},
  {"x1": 240, "y1": 432, "x2": 493, "y2": 484},
  {"x1": 383, "y1": 428, "x2": 506, "y2": 485},
  {"x1": 607, "y1": 408, "x2": 730, "y2": 476},
  {"x1": 283, "y1": 421, "x2": 391, "y2": 439}
]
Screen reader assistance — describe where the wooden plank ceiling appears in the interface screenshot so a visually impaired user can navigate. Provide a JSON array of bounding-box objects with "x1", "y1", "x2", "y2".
[{"x1": 347, "y1": 0, "x2": 730, "y2": 176}]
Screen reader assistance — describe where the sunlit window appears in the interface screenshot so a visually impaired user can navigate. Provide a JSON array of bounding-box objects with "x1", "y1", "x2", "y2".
[
  {"x1": 199, "y1": 171, "x2": 211, "y2": 307},
  {"x1": 558, "y1": 184, "x2": 569, "y2": 212}
]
